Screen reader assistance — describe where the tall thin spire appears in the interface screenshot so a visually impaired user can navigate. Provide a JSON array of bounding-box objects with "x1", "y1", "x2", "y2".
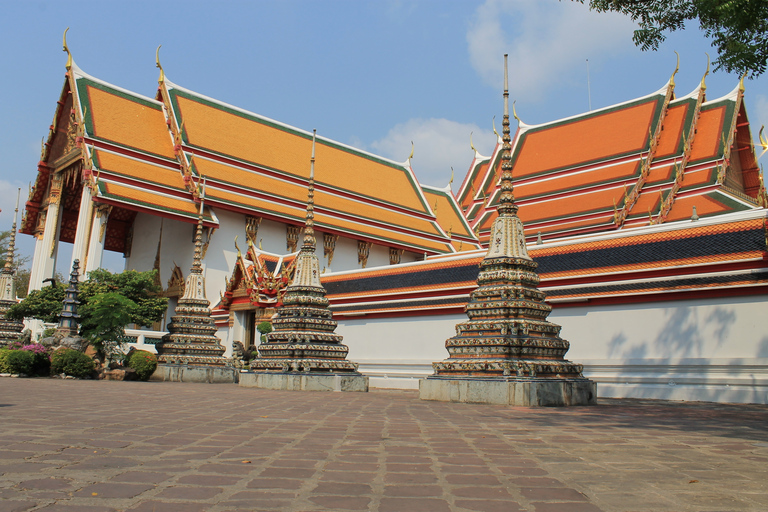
[
  {"x1": 3, "y1": 189, "x2": 20, "y2": 273},
  {"x1": 498, "y1": 54, "x2": 517, "y2": 217},
  {"x1": 303, "y1": 130, "x2": 317, "y2": 249}
]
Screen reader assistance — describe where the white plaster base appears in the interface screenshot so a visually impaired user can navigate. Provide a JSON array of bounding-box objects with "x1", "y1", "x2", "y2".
[
  {"x1": 419, "y1": 377, "x2": 597, "y2": 406},
  {"x1": 239, "y1": 371, "x2": 369, "y2": 392},
  {"x1": 151, "y1": 364, "x2": 238, "y2": 384}
]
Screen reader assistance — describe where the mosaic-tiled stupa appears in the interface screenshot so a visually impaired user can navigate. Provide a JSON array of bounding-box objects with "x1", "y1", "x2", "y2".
[
  {"x1": 155, "y1": 196, "x2": 228, "y2": 369},
  {"x1": 243, "y1": 131, "x2": 367, "y2": 392},
  {"x1": 420, "y1": 56, "x2": 596, "y2": 406},
  {"x1": 56, "y1": 259, "x2": 81, "y2": 337},
  {"x1": 0, "y1": 189, "x2": 25, "y2": 345}
]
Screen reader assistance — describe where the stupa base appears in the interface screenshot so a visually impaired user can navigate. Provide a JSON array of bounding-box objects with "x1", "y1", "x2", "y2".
[
  {"x1": 419, "y1": 376, "x2": 596, "y2": 406},
  {"x1": 151, "y1": 364, "x2": 238, "y2": 384},
  {"x1": 240, "y1": 371, "x2": 368, "y2": 392}
]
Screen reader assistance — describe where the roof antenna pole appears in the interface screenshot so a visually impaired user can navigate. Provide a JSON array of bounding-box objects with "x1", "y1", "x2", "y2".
[{"x1": 586, "y1": 59, "x2": 592, "y2": 112}]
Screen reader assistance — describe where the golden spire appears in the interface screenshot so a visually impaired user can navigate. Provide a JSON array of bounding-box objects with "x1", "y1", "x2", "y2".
[
  {"x1": 156, "y1": 45, "x2": 165, "y2": 84},
  {"x1": 302, "y1": 130, "x2": 317, "y2": 249},
  {"x1": 63, "y1": 27, "x2": 72, "y2": 70}
]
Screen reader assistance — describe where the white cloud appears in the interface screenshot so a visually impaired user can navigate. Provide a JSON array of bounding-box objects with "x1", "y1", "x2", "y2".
[
  {"x1": 368, "y1": 118, "x2": 496, "y2": 193},
  {"x1": 467, "y1": 0, "x2": 636, "y2": 101}
]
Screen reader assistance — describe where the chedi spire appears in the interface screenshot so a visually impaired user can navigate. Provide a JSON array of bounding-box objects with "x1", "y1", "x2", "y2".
[
  {"x1": 419, "y1": 55, "x2": 596, "y2": 406},
  {"x1": 0, "y1": 189, "x2": 25, "y2": 345}
]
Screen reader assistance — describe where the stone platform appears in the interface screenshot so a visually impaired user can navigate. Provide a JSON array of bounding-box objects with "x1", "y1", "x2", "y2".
[
  {"x1": 240, "y1": 371, "x2": 368, "y2": 392},
  {"x1": 419, "y1": 376, "x2": 597, "y2": 406},
  {"x1": 151, "y1": 364, "x2": 238, "y2": 384}
]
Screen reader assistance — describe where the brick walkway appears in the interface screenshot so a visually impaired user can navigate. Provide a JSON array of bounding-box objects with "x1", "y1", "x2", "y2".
[{"x1": 0, "y1": 378, "x2": 766, "y2": 512}]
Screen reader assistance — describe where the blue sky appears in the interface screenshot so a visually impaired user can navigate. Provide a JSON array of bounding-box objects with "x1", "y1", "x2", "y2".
[{"x1": 1, "y1": 0, "x2": 766, "y2": 267}]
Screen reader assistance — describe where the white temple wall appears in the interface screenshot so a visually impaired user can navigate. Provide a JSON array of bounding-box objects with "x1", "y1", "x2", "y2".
[
  {"x1": 325, "y1": 235, "x2": 361, "y2": 272},
  {"x1": 336, "y1": 294, "x2": 768, "y2": 404},
  {"x1": 201, "y1": 209, "x2": 241, "y2": 308}
]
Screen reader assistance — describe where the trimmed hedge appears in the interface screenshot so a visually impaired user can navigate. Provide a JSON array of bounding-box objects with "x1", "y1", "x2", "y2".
[
  {"x1": 5, "y1": 350, "x2": 35, "y2": 375},
  {"x1": 126, "y1": 350, "x2": 157, "y2": 381},
  {"x1": 50, "y1": 348, "x2": 95, "y2": 379}
]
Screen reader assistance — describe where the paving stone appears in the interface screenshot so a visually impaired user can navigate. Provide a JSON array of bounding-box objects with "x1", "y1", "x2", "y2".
[
  {"x1": 383, "y1": 484, "x2": 444, "y2": 497},
  {"x1": 445, "y1": 474, "x2": 502, "y2": 485},
  {"x1": 16, "y1": 478, "x2": 72, "y2": 490},
  {"x1": 176, "y1": 474, "x2": 242, "y2": 486},
  {"x1": 73, "y1": 482, "x2": 154, "y2": 499},
  {"x1": 452, "y1": 486, "x2": 513, "y2": 499},
  {"x1": 308, "y1": 495, "x2": 371, "y2": 510},
  {"x1": 109, "y1": 471, "x2": 173, "y2": 483},
  {"x1": 0, "y1": 501, "x2": 36, "y2": 512},
  {"x1": 155, "y1": 486, "x2": 223, "y2": 499},
  {"x1": 522, "y1": 487, "x2": 589, "y2": 501},
  {"x1": 126, "y1": 501, "x2": 209, "y2": 512},
  {"x1": 531, "y1": 503, "x2": 605, "y2": 512},
  {"x1": 247, "y1": 477, "x2": 306, "y2": 490},
  {"x1": 378, "y1": 497, "x2": 452, "y2": 512},
  {"x1": 311, "y1": 482, "x2": 371, "y2": 495},
  {"x1": 455, "y1": 499, "x2": 526, "y2": 512}
]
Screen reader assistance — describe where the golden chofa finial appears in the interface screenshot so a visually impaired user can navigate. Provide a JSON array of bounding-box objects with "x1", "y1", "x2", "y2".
[
  {"x1": 670, "y1": 51, "x2": 680, "y2": 88},
  {"x1": 156, "y1": 45, "x2": 164, "y2": 84},
  {"x1": 470, "y1": 132, "x2": 476, "y2": 153},
  {"x1": 492, "y1": 116, "x2": 499, "y2": 138},
  {"x1": 739, "y1": 70, "x2": 747, "y2": 93},
  {"x1": 449, "y1": 167, "x2": 454, "y2": 186},
  {"x1": 512, "y1": 100, "x2": 521, "y2": 124},
  {"x1": 63, "y1": 27, "x2": 72, "y2": 70},
  {"x1": 758, "y1": 126, "x2": 767, "y2": 160},
  {"x1": 701, "y1": 53, "x2": 710, "y2": 92},
  {"x1": 408, "y1": 141, "x2": 414, "y2": 161}
]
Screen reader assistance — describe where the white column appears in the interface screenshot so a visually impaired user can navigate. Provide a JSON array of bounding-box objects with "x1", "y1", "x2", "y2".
[
  {"x1": 85, "y1": 204, "x2": 111, "y2": 274},
  {"x1": 28, "y1": 200, "x2": 61, "y2": 291},
  {"x1": 70, "y1": 185, "x2": 93, "y2": 278}
]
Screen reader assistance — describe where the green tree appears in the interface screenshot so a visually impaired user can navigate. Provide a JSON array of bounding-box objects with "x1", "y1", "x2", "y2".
[
  {"x1": 6, "y1": 284, "x2": 64, "y2": 324},
  {"x1": 79, "y1": 292, "x2": 136, "y2": 360},
  {"x1": 6, "y1": 268, "x2": 167, "y2": 336},
  {"x1": 575, "y1": 0, "x2": 768, "y2": 77}
]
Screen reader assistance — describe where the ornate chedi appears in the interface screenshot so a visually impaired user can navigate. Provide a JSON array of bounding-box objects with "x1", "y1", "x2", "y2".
[
  {"x1": 0, "y1": 189, "x2": 25, "y2": 345},
  {"x1": 420, "y1": 56, "x2": 596, "y2": 406},
  {"x1": 243, "y1": 131, "x2": 367, "y2": 392},
  {"x1": 155, "y1": 194, "x2": 228, "y2": 369}
]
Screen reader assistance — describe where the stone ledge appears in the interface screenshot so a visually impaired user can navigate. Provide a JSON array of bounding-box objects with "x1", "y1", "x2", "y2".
[
  {"x1": 151, "y1": 364, "x2": 238, "y2": 384},
  {"x1": 419, "y1": 376, "x2": 596, "y2": 406},
  {"x1": 239, "y1": 371, "x2": 368, "y2": 392}
]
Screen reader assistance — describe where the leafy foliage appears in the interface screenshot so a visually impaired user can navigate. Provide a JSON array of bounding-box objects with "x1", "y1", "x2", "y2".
[
  {"x1": 79, "y1": 292, "x2": 136, "y2": 359},
  {"x1": 4, "y1": 350, "x2": 34, "y2": 375},
  {"x1": 126, "y1": 350, "x2": 158, "y2": 381},
  {"x1": 0, "y1": 348, "x2": 11, "y2": 373},
  {"x1": 257, "y1": 321, "x2": 273, "y2": 343},
  {"x1": 6, "y1": 284, "x2": 65, "y2": 323},
  {"x1": 576, "y1": 0, "x2": 768, "y2": 77},
  {"x1": 50, "y1": 348, "x2": 95, "y2": 378},
  {"x1": 7, "y1": 269, "x2": 168, "y2": 341}
]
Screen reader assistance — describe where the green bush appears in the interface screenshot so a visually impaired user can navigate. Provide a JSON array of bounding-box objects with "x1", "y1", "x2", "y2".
[
  {"x1": 50, "y1": 348, "x2": 95, "y2": 379},
  {"x1": 5, "y1": 350, "x2": 35, "y2": 375},
  {"x1": 0, "y1": 348, "x2": 12, "y2": 373},
  {"x1": 126, "y1": 350, "x2": 157, "y2": 381}
]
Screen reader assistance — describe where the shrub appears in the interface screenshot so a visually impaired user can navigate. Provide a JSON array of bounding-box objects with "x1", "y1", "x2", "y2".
[
  {"x1": 126, "y1": 350, "x2": 157, "y2": 381},
  {"x1": 5, "y1": 350, "x2": 35, "y2": 375},
  {"x1": 257, "y1": 321, "x2": 273, "y2": 342},
  {"x1": 20, "y1": 344, "x2": 51, "y2": 376},
  {"x1": 50, "y1": 348, "x2": 95, "y2": 379},
  {"x1": 0, "y1": 348, "x2": 11, "y2": 373}
]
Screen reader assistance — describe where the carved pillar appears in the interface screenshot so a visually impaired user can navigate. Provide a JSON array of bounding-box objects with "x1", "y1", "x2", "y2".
[
  {"x1": 70, "y1": 184, "x2": 94, "y2": 279},
  {"x1": 323, "y1": 233, "x2": 338, "y2": 269},
  {"x1": 85, "y1": 204, "x2": 112, "y2": 274},
  {"x1": 389, "y1": 248, "x2": 403, "y2": 265},
  {"x1": 357, "y1": 241, "x2": 372, "y2": 269},
  {"x1": 245, "y1": 215, "x2": 261, "y2": 246},
  {"x1": 286, "y1": 225, "x2": 300, "y2": 252}
]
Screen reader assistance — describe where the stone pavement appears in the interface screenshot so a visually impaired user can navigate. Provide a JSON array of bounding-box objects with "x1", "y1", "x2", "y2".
[{"x1": 0, "y1": 378, "x2": 766, "y2": 512}]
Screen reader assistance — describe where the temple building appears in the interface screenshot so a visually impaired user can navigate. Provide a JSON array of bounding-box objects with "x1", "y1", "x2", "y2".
[{"x1": 18, "y1": 43, "x2": 768, "y2": 403}]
